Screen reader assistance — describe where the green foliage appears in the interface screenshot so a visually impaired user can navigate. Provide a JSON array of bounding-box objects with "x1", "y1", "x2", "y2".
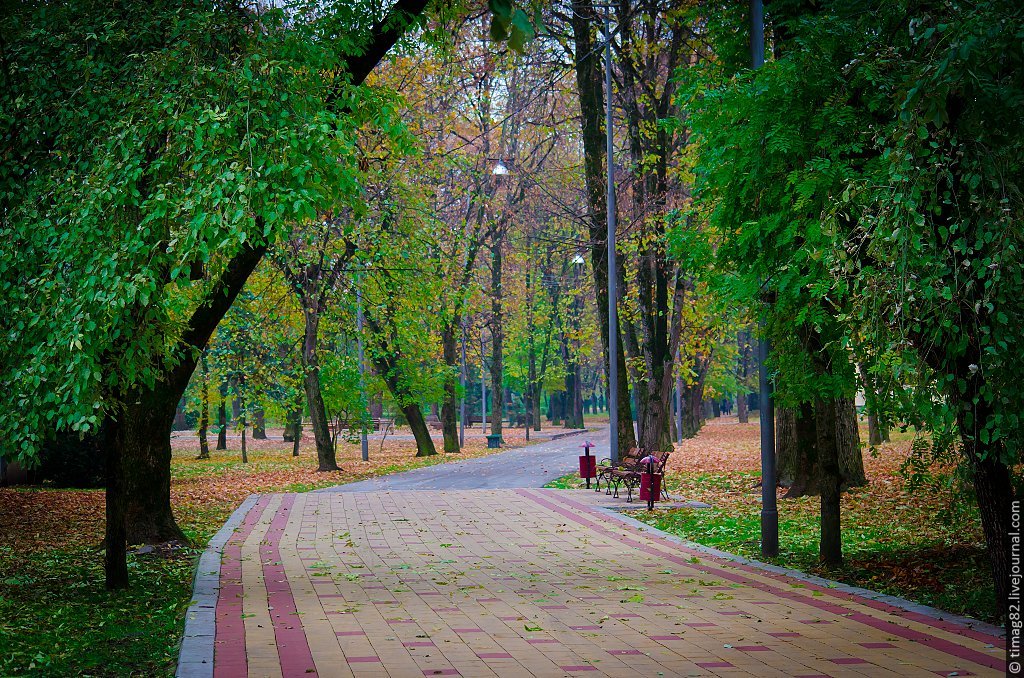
[
  {"x1": 681, "y1": 0, "x2": 1024, "y2": 472},
  {"x1": 0, "y1": 1, "x2": 407, "y2": 461}
]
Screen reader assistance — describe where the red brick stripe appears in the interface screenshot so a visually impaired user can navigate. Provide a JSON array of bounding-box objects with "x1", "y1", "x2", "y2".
[
  {"x1": 214, "y1": 495, "x2": 272, "y2": 678},
  {"x1": 260, "y1": 494, "x2": 318, "y2": 677}
]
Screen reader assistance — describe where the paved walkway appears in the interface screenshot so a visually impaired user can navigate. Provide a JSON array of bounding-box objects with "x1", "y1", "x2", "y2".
[
  {"x1": 320, "y1": 429, "x2": 599, "y2": 492},
  {"x1": 179, "y1": 486, "x2": 1005, "y2": 677}
]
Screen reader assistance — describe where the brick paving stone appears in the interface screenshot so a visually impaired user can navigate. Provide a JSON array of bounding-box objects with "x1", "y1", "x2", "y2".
[{"x1": 191, "y1": 488, "x2": 1005, "y2": 678}]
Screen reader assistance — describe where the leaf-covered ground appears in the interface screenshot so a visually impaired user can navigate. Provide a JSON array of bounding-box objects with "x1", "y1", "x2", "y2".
[
  {"x1": 549, "y1": 417, "x2": 995, "y2": 623},
  {"x1": 0, "y1": 428, "x2": 537, "y2": 677}
]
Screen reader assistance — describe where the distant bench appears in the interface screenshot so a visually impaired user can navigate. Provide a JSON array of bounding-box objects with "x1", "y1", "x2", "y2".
[{"x1": 327, "y1": 418, "x2": 394, "y2": 435}]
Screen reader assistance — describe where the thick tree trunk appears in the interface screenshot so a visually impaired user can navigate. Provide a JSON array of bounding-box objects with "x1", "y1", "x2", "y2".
[
  {"x1": 197, "y1": 354, "x2": 210, "y2": 460},
  {"x1": 562, "y1": 333, "x2": 584, "y2": 429},
  {"x1": 681, "y1": 384, "x2": 702, "y2": 439},
  {"x1": 835, "y1": 395, "x2": 866, "y2": 488},
  {"x1": 775, "y1": 405, "x2": 796, "y2": 487},
  {"x1": 955, "y1": 368, "x2": 1013, "y2": 606},
  {"x1": 441, "y1": 323, "x2": 460, "y2": 452},
  {"x1": 302, "y1": 310, "x2": 340, "y2": 471},
  {"x1": 783, "y1": 402, "x2": 820, "y2": 498},
  {"x1": 104, "y1": 419, "x2": 128, "y2": 590},
  {"x1": 252, "y1": 408, "x2": 267, "y2": 439},
  {"x1": 118, "y1": 397, "x2": 188, "y2": 547},
  {"x1": 405, "y1": 404, "x2": 436, "y2": 457},
  {"x1": 815, "y1": 396, "x2": 843, "y2": 566},
  {"x1": 711, "y1": 399, "x2": 721, "y2": 418},
  {"x1": 365, "y1": 339, "x2": 437, "y2": 457},
  {"x1": 570, "y1": 0, "x2": 636, "y2": 453}
]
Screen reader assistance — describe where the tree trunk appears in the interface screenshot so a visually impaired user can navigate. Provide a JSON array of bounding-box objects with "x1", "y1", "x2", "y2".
[
  {"x1": 441, "y1": 323, "x2": 460, "y2": 452},
  {"x1": 364, "y1": 336, "x2": 437, "y2": 457},
  {"x1": 104, "y1": 418, "x2": 127, "y2": 589},
  {"x1": 835, "y1": 395, "x2": 866, "y2": 488},
  {"x1": 783, "y1": 402, "x2": 820, "y2": 498},
  {"x1": 216, "y1": 393, "x2": 227, "y2": 450},
  {"x1": 240, "y1": 410, "x2": 248, "y2": 464},
  {"x1": 562, "y1": 331, "x2": 584, "y2": 429},
  {"x1": 283, "y1": 407, "x2": 301, "y2": 442},
  {"x1": 857, "y1": 362, "x2": 890, "y2": 445},
  {"x1": 252, "y1": 408, "x2": 267, "y2": 439},
  {"x1": 119, "y1": 395, "x2": 189, "y2": 547},
  {"x1": 489, "y1": 244, "x2": 504, "y2": 440},
  {"x1": 288, "y1": 409, "x2": 302, "y2": 457},
  {"x1": 681, "y1": 384, "x2": 702, "y2": 439},
  {"x1": 302, "y1": 309, "x2": 340, "y2": 471},
  {"x1": 404, "y1": 404, "x2": 436, "y2": 457},
  {"x1": 711, "y1": 399, "x2": 721, "y2": 418},
  {"x1": 197, "y1": 354, "x2": 210, "y2": 460},
  {"x1": 173, "y1": 400, "x2": 188, "y2": 431},
  {"x1": 775, "y1": 406, "x2": 796, "y2": 488},
  {"x1": 816, "y1": 396, "x2": 843, "y2": 566},
  {"x1": 737, "y1": 331, "x2": 750, "y2": 424},
  {"x1": 570, "y1": 0, "x2": 636, "y2": 453}
]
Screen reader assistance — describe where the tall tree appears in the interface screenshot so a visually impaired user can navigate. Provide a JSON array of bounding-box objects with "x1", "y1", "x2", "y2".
[
  {"x1": 0, "y1": 0, "x2": 430, "y2": 588},
  {"x1": 568, "y1": 0, "x2": 637, "y2": 453}
]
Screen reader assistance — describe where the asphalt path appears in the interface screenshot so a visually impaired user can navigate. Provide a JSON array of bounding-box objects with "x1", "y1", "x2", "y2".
[{"x1": 319, "y1": 426, "x2": 607, "y2": 492}]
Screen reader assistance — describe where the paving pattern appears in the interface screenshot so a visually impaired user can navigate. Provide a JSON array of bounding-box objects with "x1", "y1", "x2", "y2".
[{"x1": 185, "y1": 487, "x2": 1005, "y2": 677}]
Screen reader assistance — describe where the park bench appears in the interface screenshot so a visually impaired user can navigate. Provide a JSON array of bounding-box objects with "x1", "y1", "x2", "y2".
[
  {"x1": 596, "y1": 450, "x2": 670, "y2": 503},
  {"x1": 327, "y1": 417, "x2": 394, "y2": 436}
]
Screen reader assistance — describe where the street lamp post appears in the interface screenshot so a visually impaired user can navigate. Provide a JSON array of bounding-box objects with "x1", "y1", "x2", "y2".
[
  {"x1": 751, "y1": 0, "x2": 778, "y2": 558},
  {"x1": 603, "y1": 8, "x2": 620, "y2": 464},
  {"x1": 460, "y1": 319, "x2": 467, "y2": 448},
  {"x1": 356, "y1": 272, "x2": 369, "y2": 462}
]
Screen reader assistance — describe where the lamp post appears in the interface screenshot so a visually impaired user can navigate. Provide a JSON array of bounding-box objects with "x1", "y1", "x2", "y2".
[
  {"x1": 603, "y1": 7, "x2": 620, "y2": 464},
  {"x1": 460, "y1": 319, "x2": 467, "y2": 448},
  {"x1": 751, "y1": 0, "x2": 778, "y2": 558},
  {"x1": 481, "y1": 330, "x2": 487, "y2": 434},
  {"x1": 356, "y1": 271, "x2": 369, "y2": 462}
]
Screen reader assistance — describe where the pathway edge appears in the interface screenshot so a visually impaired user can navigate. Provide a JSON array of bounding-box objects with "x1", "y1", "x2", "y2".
[
  {"x1": 175, "y1": 494, "x2": 261, "y2": 678},
  {"x1": 592, "y1": 500, "x2": 1005, "y2": 640}
]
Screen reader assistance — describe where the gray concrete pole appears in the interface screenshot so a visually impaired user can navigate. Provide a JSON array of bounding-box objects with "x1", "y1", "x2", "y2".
[
  {"x1": 751, "y1": 0, "x2": 778, "y2": 558},
  {"x1": 675, "y1": 348, "x2": 683, "y2": 444},
  {"x1": 356, "y1": 278, "x2": 369, "y2": 462},
  {"x1": 481, "y1": 332, "x2": 487, "y2": 434},
  {"x1": 460, "y1": 320, "x2": 467, "y2": 448},
  {"x1": 605, "y1": 10, "x2": 619, "y2": 464}
]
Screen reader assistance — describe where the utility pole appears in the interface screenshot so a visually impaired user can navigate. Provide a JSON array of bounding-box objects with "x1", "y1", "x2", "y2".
[
  {"x1": 460, "y1": 320, "x2": 467, "y2": 448},
  {"x1": 751, "y1": 0, "x2": 778, "y2": 558},
  {"x1": 604, "y1": 8, "x2": 620, "y2": 463},
  {"x1": 481, "y1": 332, "x2": 487, "y2": 434},
  {"x1": 356, "y1": 274, "x2": 369, "y2": 462},
  {"x1": 675, "y1": 348, "x2": 683, "y2": 443}
]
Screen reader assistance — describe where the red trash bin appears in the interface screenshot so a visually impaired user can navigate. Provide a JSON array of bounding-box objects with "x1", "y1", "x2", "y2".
[
  {"x1": 579, "y1": 455, "x2": 597, "y2": 479},
  {"x1": 639, "y1": 473, "x2": 662, "y2": 502}
]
